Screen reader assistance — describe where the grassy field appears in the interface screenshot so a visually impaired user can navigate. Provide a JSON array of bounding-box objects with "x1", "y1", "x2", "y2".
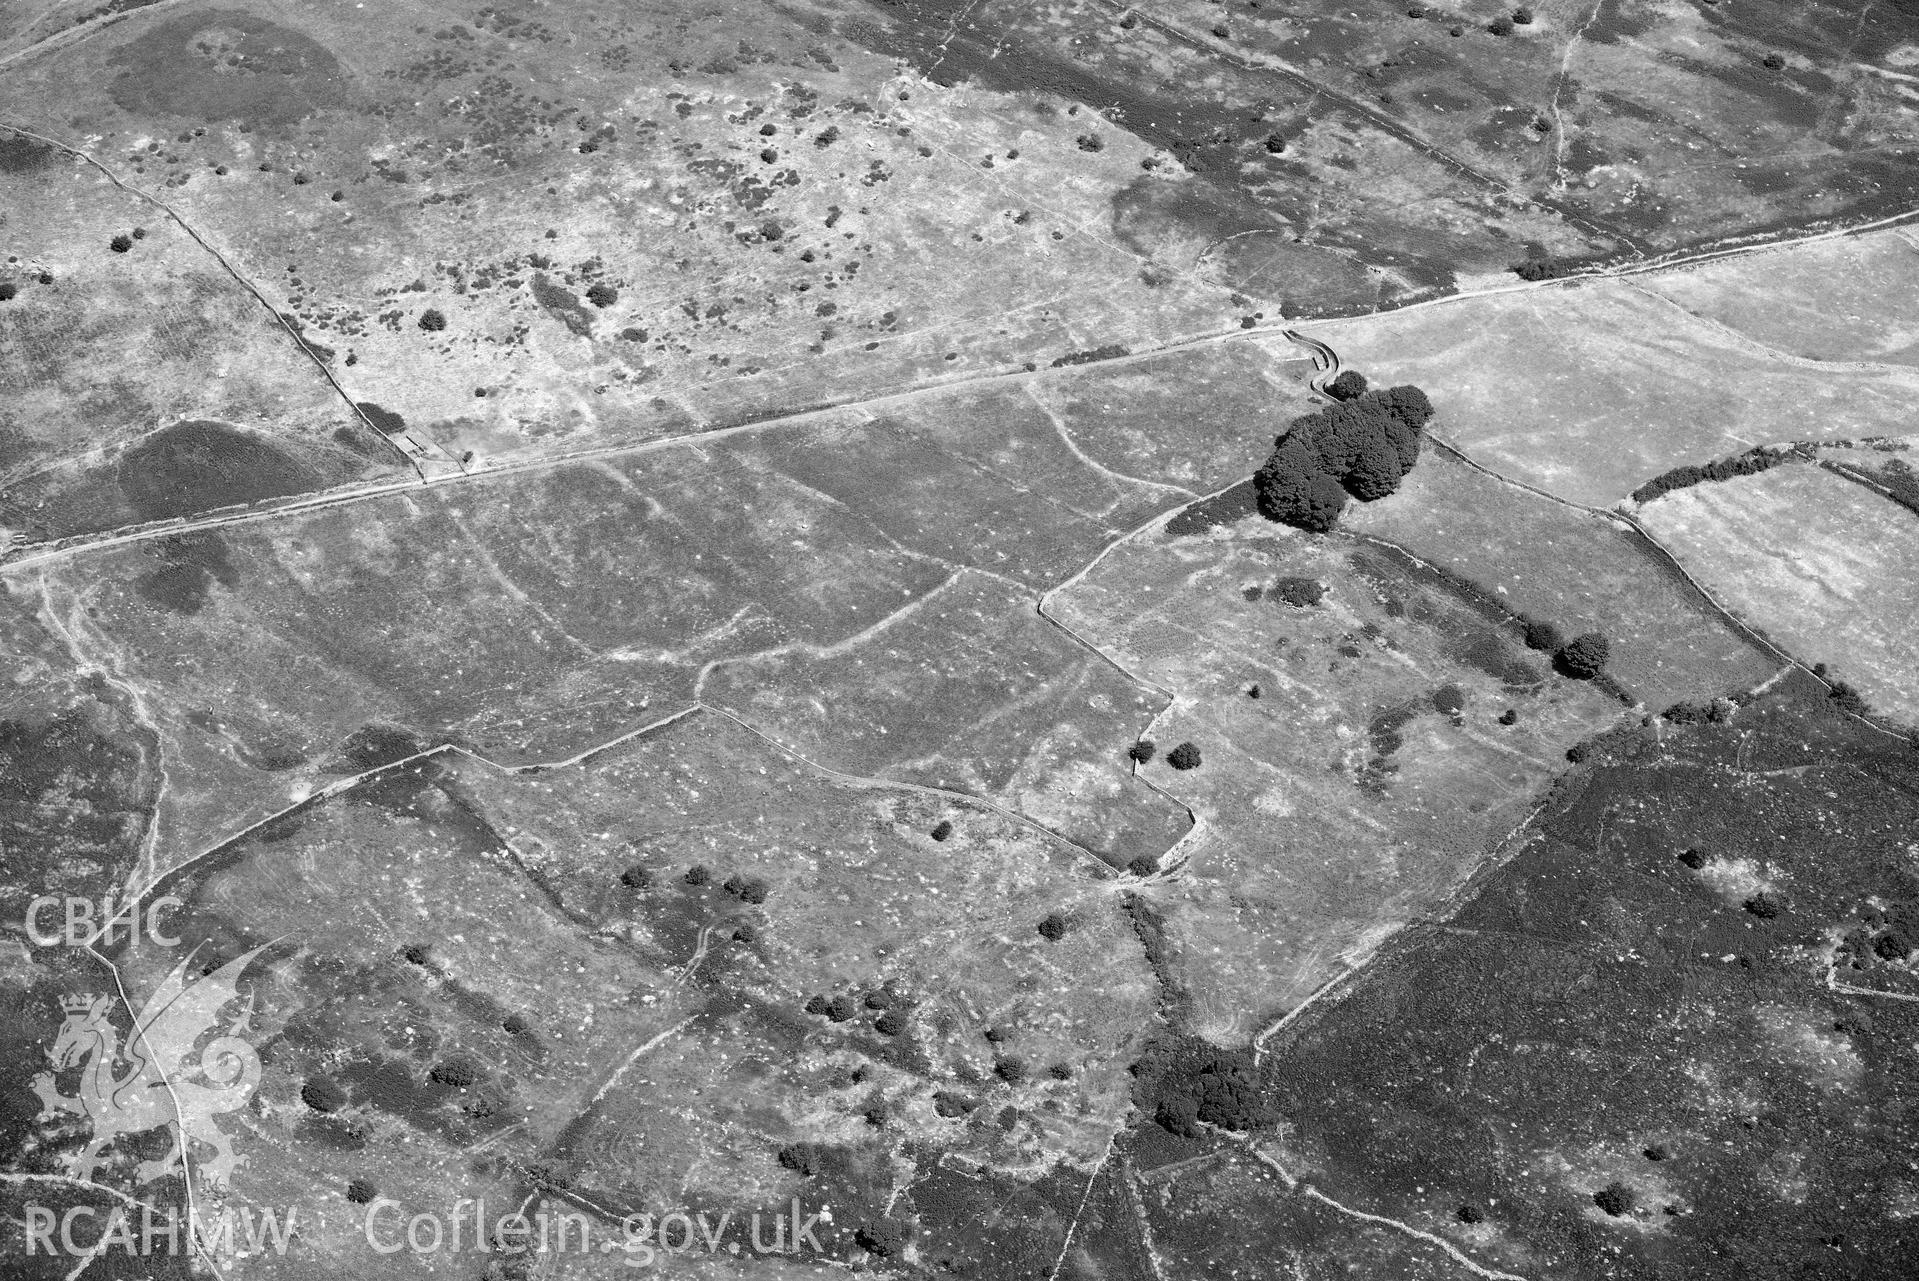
[
  {"x1": 1314, "y1": 279, "x2": 1919, "y2": 504},
  {"x1": 1344, "y1": 445, "x2": 1779, "y2": 710},
  {"x1": 1050, "y1": 517, "x2": 1626, "y2": 1043},
  {"x1": 0, "y1": 158, "x2": 391, "y2": 538},
  {"x1": 1637, "y1": 464, "x2": 1919, "y2": 725},
  {"x1": 1645, "y1": 227, "x2": 1919, "y2": 368}
]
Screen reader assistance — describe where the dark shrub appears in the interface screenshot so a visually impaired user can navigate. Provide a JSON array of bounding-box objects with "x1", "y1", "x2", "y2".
[
  {"x1": 345, "y1": 1179, "x2": 377, "y2": 1204},
  {"x1": 619, "y1": 865, "x2": 651, "y2": 889},
  {"x1": 1762, "y1": 52, "x2": 1786, "y2": 70},
  {"x1": 804, "y1": 995, "x2": 830, "y2": 1016},
  {"x1": 1326, "y1": 369, "x2": 1367, "y2": 400},
  {"x1": 1593, "y1": 1182, "x2": 1635, "y2": 1217},
  {"x1": 855, "y1": 1222, "x2": 909, "y2": 1258},
  {"x1": 585, "y1": 282, "x2": 618, "y2": 308},
  {"x1": 1128, "y1": 855, "x2": 1159, "y2": 877},
  {"x1": 1830, "y1": 681, "x2": 1869, "y2": 717},
  {"x1": 418, "y1": 308, "x2": 446, "y2": 331},
  {"x1": 430, "y1": 1060, "x2": 480, "y2": 1089},
  {"x1": 1555, "y1": 632, "x2": 1611, "y2": 680},
  {"x1": 1498, "y1": 709, "x2": 1518, "y2": 725},
  {"x1": 1128, "y1": 739, "x2": 1156, "y2": 764},
  {"x1": 1272, "y1": 577, "x2": 1326, "y2": 607},
  {"x1": 0, "y1": 282, "x2": 15, "y2": 301},
  {"x1": 865, "y1": 989, "x2": 894, "y2": 1010},
  {"x1": 502, "y1": 1014, "x2": 532, "y2": 1035},
  {"x1": 684, "y1": 864, "x2": 711, "y2": 886},
  {"x1": 1050, "y1": 1062, "x2": 1074, "y2": 1080},
  {"x1": 1643, "y1": 1144, "x2": 1669, "y2": 1161},
  {"x1": 1873, "y1": 932, "x2": 1908, "y2": 961},
  {"x1": 733, "y1": 923, "x2": 758, "y2": 943},
  {"x1": 1166, "y1": 742, "x2": 1203, "y2": 770},
  {"x1": 874, "y1": 1009, "x2": 906, "y2": 1036},
  {"x1": 1432, "y1": 685, "x2": 1466, "y2": 715},
  {"x1": 930, "y1": 819, "x2": 954, "y2": 841},
  {"x1": 1456, "y1": 1204, "x2": 1484, "y2": 1224},
  {"x1": 1076, "y1": 133, "x2": 1103, "y2": 151},
  {"x1": 110, "y1": 235, "x2": 133, "y2": 253},
  {"x1": 1264, "y1": 132, "x2": 1287, "y2": 154},
  {"x1": 1489, "y1": 16, "x2": 1514, "y2": 35},
  {"x1": 825, "y1": 994, "x2": 858, "y2": 1022},
  {"x1": 1566, "y1": 742, "x2": 1590, "y2": 763},
  {"x1": 1677, "y1": 848, "x2": 1707, "y2": 869},
  {"x1": 1521, "y1": 618, "x2": 1562, "y2": 652},
  {"x1": 301, "y1": 1078, "x2": 348, "y2": 1113},
  {"x1": 401, "y1": 944, "x2": 429, "y2": 966},
  {"x1": 1513, "y1": 6, "x2": 1534, "y2": 21},
  {"x1": 723, "y1": 874, "x2": 770, "y2": 904},
  {"x1": 1744, "y1": 894, "x2": 1782, "y2": 920},
  {"x1": 1038, "y1": 912, "x2": 1070, "y2": 941},
  {"x1": 777, "y1": 1144, "x2": 826, "y2": 1176},
  {"x1": 994, "y1": 1057, "x2": 1027, "y2": 1084}
]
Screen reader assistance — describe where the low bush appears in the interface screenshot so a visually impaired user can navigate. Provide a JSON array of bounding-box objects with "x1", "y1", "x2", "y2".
[
  {"x1": 1593, "y1": 1182, "x2": 1635, "y2": 1217},
  {"x1": 1037, "y1": 912, "x2": 1070, "y2": 941},
  {"x1": 1128, "y1": 740, "x2": 1156, "y2": 765},
  {"x1": 301, "y1": 1078, "x2": 348, "y2": 1113},
  {"x1": 418, "y1": 308, "x2": 447, "y2": 331},
  {"x1": 1166, "y1": 742, "x2": 1203, "y2": 770},
  {"x1": 930, "y1": 819, "x2": 955, "y2": 841}
]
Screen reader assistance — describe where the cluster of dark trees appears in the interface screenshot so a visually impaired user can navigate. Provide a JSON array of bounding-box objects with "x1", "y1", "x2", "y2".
[
  {"x1": 1138, "y1": 1043, "x2": 1274, "y2": 1138},
  {"x1": 1629, "y1": 445, "x2": 1804, "y2": 504},
  {"x1": 1519, "y1": 616, "x2": 1612, "y2": 680},
  {"x1": 1254, "y1": 385, "x2": 1435, "y2": 531}
]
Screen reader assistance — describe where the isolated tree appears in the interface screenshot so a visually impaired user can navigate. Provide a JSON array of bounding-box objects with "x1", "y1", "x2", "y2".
[
  {"x1": 1166, "y1": 742, "x2": 1203, "y2": 770},
  {"x1": 1127, "y1": 855, "x2": 1159, "y2": 877},
  {"x1": 825, "y1": 994, "x2": 858, "y2": 1022},
  {"x1": 502, "y1": 1013, "x2": 533, "y2": 1035},
  {"x1": 1512, "y1": 6, "x2": 1534, "y2": 22},
  {"x1": 874, "y1": 1009, "x2": 906, "y2": 1036},
  {"x1": 1677, "y1": 848, "x2": 1707, "y2": 869},
  {"x1": 1489, "y1": 16, "x2": 1515, "y2": 35},
  {"x1": 619, "y1": 864, "x2": 651, "y2": 889},
  {"x1": 1037, "y1": 912, "x2": 1070, "y2": 941},
  {"x1": 1762, "y1": 52, "x2": 1786, "y2": 70},
  {"x1": 1555, "y1": 632, "x2": 1611, "y2": 679},
  {"x1": 418, "y1": 308, "x2": 447, "y2": 331},
  {"x1": 930, "y1": 819, "x2": 955, "y2": 842},
  {"x1": 994, "y1": 1056, "x2": 1027, "y2": 1084},
  {"x1": 1743, "y1": 893, "x2": 1782, "y2": 920},
  {"x1": 586, "y1": 282, "x2": 618, "y2": 308},
  {"x1": 109, "y1": 234, "x2": 133, "y2": 253},
  {"x1": 1264, "y1": 132, "x2": 1287, "y2": 154},
  {"x1": 430, "y1": 1060, "x2": 480, "y2": 1088},
  {"x1": 1456, "y1": 1204, "x2": 1485, "y2": 1224},
  {"x1": 345, "y1": 1179, "x2": 378, "y2": 1204},
  {"x1": 684, "y1": 863, "x2": 711, "y2": 886},
  {"x1": 1522, "y1": 617, "x2": 1563, "y2": 652},
  {"x1": 1326, "y1": 369, "x2": 1367, "y2": 400},
  {"x1": 0, "y1": 282, "x2": 15, "y2": 301},
  {"x1": 1128, "y1": 739, "x2": 1156, "y2": 765},
  {"x1": 1593, "y1": 1182, "x2": 1635, "y2": 1217}
]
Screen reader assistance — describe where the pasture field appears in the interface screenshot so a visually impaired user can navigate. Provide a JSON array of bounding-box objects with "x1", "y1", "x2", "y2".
[
  {"x1": 1646, "y1": 227, "x2": 1919, "y2": 368},
  {"x1": 1344, "y1": 445, "x2": 1779, "y2": 710},
  {"x1": 1050, "y1": 519, "x2": 1627, "y2": 1042},
  {"x1": 0, "y1": 158, "x2": 391, "y2": 538},
  {"x1": 1315, "y1": 280, "x2": 1919, "y2": 504},
  {"x1": 1636, "y1": 464, "x2": 1919, "y2": 725}
]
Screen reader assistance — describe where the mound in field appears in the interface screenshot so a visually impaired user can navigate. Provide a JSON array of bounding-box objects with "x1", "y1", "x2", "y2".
[{"x1": 1635, "y1": 464, "x2": 1919, "y2": 726}]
